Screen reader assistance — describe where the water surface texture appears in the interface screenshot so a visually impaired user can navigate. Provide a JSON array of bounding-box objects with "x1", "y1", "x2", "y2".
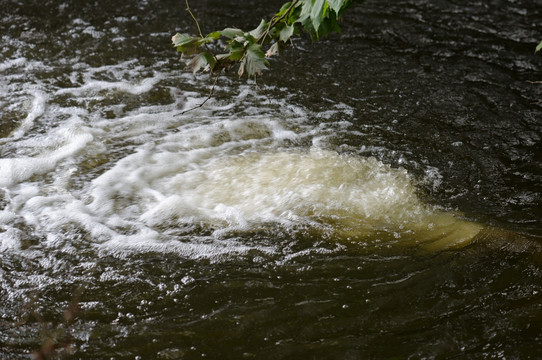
[{"x1": 1, "y1": 0, "x2": 542, "y2": 358}]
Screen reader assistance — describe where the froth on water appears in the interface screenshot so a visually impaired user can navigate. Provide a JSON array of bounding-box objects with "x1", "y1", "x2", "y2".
[
  {"x1": 91, "y1": 144, "x2": 483, "y2": 251},
  {"x1": 0, "y1": 61, "x2": 484, "y2": 258}
]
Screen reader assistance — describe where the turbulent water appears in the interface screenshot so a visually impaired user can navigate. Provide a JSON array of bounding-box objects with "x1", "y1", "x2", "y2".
[{"x1": 1, "y1": 0, "x2": 542, "y2": 358}]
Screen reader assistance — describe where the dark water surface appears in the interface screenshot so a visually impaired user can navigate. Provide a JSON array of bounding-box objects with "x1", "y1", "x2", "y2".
[{"x1": 1, "y1": 0, "x2": 542, "y2": 358}]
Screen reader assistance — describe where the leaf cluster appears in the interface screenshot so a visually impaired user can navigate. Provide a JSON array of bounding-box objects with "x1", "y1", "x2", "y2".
[{"x1": 173, "y1": 0, "x2": 364, "y2": 78}]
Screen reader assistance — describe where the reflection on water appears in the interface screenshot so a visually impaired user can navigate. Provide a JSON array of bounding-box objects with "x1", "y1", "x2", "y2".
[{"x1": 1, "y1": 0, "x2": 542, "y2": 358}]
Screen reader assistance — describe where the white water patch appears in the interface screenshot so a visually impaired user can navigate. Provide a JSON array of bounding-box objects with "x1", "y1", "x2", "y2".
[
  {"x1": 0, "y1": 112, "x2": 309, "y2": 259},
  {"x1": 0, "y1": 55, "x2": 482, "y2": 260},
  {"x1": 7, "y1": 89, "x2": 47, "y2": 140},
  {"x1": 0, "y1": 117, "x2": 96, "y2": 187},
  {"x1": 55, "y1": 73, "x2": 163, "y2": 96},
  {"x1": 0, "y1": 102, "x2": 482, "y2": 259},
  {"x1": 86, "y1": 144, "x2": 482, "y2": 251},
  {"x1": 0, "y1": 57, "x2": 28, "y2": 72},
  {"x1": 0, "y1": 57, "x2": 52, "y2": 143},
  {"x1": 136, "y1": 148, "x2": 420, "y2": 229}
]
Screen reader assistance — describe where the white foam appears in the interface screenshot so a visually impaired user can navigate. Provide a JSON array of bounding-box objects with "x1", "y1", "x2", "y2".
[
  {"x1": 0, "y1": 57, "x2": 482, "y2": 261},
  {"x1": 0, "y1": 127, "x2": 94, "y2": 188},
  {"x1": 83, "y1": 141, "x2": 481, "y2": 252},
  {"x1": 0, "y1": 228, "x2": 23, "y2": 251},
  {"x1": 0, "y1": 57, "x2": 27, "y2": 72},
  {"x1": 132, "y1": 148, "x2": 423, "y2": 229},
  {"x1": 0, "y1": 211, "x2": 16, "y2": 225},
  {"x1": 55, "y1": 74, "x2": 163, "y2": 96},
  {"x1": 2, "y1": 104, "x2": 481, "y2": 257},
  {"x1": 12, "y1": 90, "x2": 47, "y2": 138}
]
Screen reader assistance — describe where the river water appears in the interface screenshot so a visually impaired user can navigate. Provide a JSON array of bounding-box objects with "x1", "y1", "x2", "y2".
[{"x1": 1, "y1": 0, "x2": 541, "y2": 358}]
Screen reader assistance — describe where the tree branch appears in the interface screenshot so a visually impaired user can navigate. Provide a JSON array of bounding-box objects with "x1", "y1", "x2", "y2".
[
  {"x1": 257, "y1": 0, "x2": 299, "y2": 44},
  {"x1": 174, "y1": 68, "x2": 224, "y2": 116},
  {"x1": 185, "y1": 0, "x2": 204, "y2": 39}
]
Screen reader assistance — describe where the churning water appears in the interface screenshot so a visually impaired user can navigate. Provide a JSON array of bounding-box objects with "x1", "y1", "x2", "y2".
[{"x1": 1, "y1": 0, "x2": 542, "y2": 358}]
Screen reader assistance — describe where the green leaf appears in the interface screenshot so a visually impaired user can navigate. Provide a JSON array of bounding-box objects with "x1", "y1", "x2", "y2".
[
  {"x1": 220, "y1": 28, "x2": 244, "y2": 39},
  {"x1": 188, "y1": 52, "x2": 216, "y2": 74},
  {"x1": 276, "y1": 1, "x2": 293, "y2": 16},
  {"x1": 298, "y1": 0, "x2": 313, "y2": 26},
  {"x1": 249, "y1": 19, "x2": 268, "y2": 39},
  {"x1": 215, "y1": 53, "x2": 230, "y2": 60},
  {"x1": 204, "y1": 31, "x2": 221, "y2": 41},
  {"x1": 265, "y1": 42, "x2": 281, "y2": 57},
  {"x1": 173, "y1": 0, "x2": 363, "y2": 81},
  {"x1": 172, "y1": 33, "x2": 194, "y2": 47},
  {"x1": 238, "y1": 43, "x2": 269, "y2": 77},
  {"x1": 240, "y1": 33, "x2": 257, "y2": 46},
  {"x1": 227, "y1": 40, "x2": 246, "y2": 61},
  {"x1": 311, "y1": 0, "x2": 326, "y2": 32},
  {"x1": 297, "y1": 0, "x2": 320, "y2": 38},
  {"x1": 172, "y1": 33, "x2": 201, "y2": 55},
  {"x1": 536, "y1": 40, "x2": 542, "y2": 53},
  {"x1": 327, "y1": 0, "x2": 348, "y2": 14},
  {"x1": 279, "y1": 24, "x2": 295, "y2": 43},
  {"x1": 317, "y1": 10, "x2": 341, "y2": 38}
]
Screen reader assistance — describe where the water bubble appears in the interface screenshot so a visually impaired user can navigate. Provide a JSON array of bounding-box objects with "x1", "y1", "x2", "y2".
[{"x1": 181, "y1": 275, "x2": 195, "y2": 285}]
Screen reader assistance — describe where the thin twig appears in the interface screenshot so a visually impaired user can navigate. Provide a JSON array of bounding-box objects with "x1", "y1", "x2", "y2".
[
  {"x1": 175, "y1": 69, "x2": 224, "y2": 116},
  {"x1": 185, "y1": 0, "x2": 204, "y2": 39}
]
